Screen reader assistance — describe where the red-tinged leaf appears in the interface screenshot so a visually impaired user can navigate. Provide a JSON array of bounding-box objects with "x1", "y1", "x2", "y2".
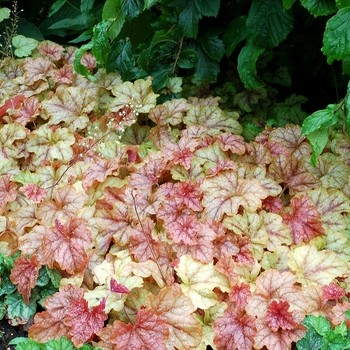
[
  {"x1": 245, "y1": 141, "x2": 273, "y2": 165},
  {"x1": 266, "y1": 140, "x2": 290, "y2": 157},
  {"x1": 331, "y1": 301, "x2": 350, "y2": 327},
  {"x1": 23, "y1": 57, "x2": 56, "y2": 85},
  {"x1": 201, "y1": 169, "x2": 269, "y2": 221},
  {"x1": 52, "y1": 65, "x2": 74, "y2": 85},
  {"x1": 20, "y1": 183, "x2": 47, "y2": 203},
  {"x1": 254, "y1": 316, "x2": 306, "y2": 350},
  {"x1": 64, "y1": 298, "x2": 107, "y2": 347},
  {"x1": 130, "y1": 153, "x2": 169, "y2": 189},
  {"x1": 130, "y1": 218, "x2": 160, "y2": 262},
  {"x1": 162, "y1": 137, "x2": 198, "y2": 170},
  {"x1": 229, "y1": 283, "x2": 251, "y2": 308},
  {"x1": 216, "y1": 256, "x2": 239, "y2": 286},
  {"x1": 18, "y1": 225, "x2": 46, "y2": 262},
  {"x1": 213, "y1": 308, "x2": 256, "y2": 350},
  {"x1": 180, "y1": 124, "x2": 210, "y2": 139},
  {"x1": 262, "y1": 196, "x2": 284, "y2": 213},
  {"x1": 95, "y1": 202, "x2": 133, "y2": 254},
  {"x1": 214, "y1": 133, "x2": 246, "y2": 154},
  {"x1": 110, "y1": 309, "x2": 169, "y2": 350},
  {"x1": 157, "y1": 196, "x2": 191, "y2": 227},
  {"x1": 282, "y1": 195, "x2": 325, "y2": 244},
  {"x1": 43, "y1": 217, "x2": 92, "y2": 275},
  {"x1": 29, "y1": 311, "x2": 72, "y2": 343},
  {"x1": 173, "y1": 221, "x2": 216, "y2": 263},
  {"x1": 321, "y1": 282, "x2": 346, "y2": 300},
  {"x1": 245, "y1": 270, "x2": 306, "y2": 318},
  {"x1": 29, "y1": 284, "x2": 84, "y2": 342},
  {"x1": 232, "y1": 236, "x2": 255, "y2": 266},
  {"x1": 146, "y1": 285, "x2": 202, "y2": 349},
  {"x1": 82, "y1": 158, "x2": 120, "y2": 190},
  {"x1": 0, "y1": 174, "x2": 17, "y2": 214},
  {"x1": 302, "y1": 285, "x2": 335, "y2": 318},
  {"x1": 166, "y1": 214, "x2": 202, "y2": 245},
  {"x1": 173, "y1": 180, "x2": 202, "y2": 211},
  {"x1": 36, "y1": 186, "x2": 87, "y2": 225},
  {"x1": 150, "y1": 125, "x2": 176, "y2": 148},
  {"x1": 269, "y1": 154, "x2": 320, "y2": 194},
  {"x1": 268, "y1": 124, "x2": 311, "y2": 159},
  {"x1": 0, "y1": 94, "x2": 26, "y2": 118},
  {"x1": 208, "y1": 159, "x2": 238, "y2": 176},
  {"x1": 81, "y1": 52, "x2": 97, "y2": 71},
  {"x1": 12, "y1": 96, "x2": 41, "y2": 125},
  {"x1": 265, "y1": 300, "x2": 296, "y2": 332},
  {"x1": 38, "y1": 40, "x2": 64, "y2": 61},
  {"x1": 149, "y1": 98, "x2": 191, "y2": 126},
  {"x1": 110, "y1": 278, "x2": 130, "y2": 294},
  {"x1": 10, "y1": 254, "x2": 41, "y2": 305}
]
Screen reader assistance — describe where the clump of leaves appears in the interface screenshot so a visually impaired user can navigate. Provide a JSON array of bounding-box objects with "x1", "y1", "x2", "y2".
[
  {"x1": 297, "y1": 311, "x2": 350, "y2": 350},
  {"x1": 0, "y1": 251, "x2": 61, "y2": 326},
  {"x1": 0, "y1": 41, "x2": 350, "y2": 350}
]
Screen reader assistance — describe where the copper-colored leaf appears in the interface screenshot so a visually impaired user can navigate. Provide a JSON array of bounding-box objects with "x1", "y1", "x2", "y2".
[
  {"x1": 10, "y1": 254, "x2": 41, "y2": 304},
  {"x1": 0, "y1": 174, "x2": 17, "y2": 214},
  {"x1": 110, "y1": 309, "x2": 169, "y2": 350},
  {"x1": 43, "y1": 217, "x2": 92, "y2": 275},
  {"x1": 282, "y1": 195, "x2": 325, "y2": 244}
]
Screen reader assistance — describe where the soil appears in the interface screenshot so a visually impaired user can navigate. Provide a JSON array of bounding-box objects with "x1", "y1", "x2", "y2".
[{"x1": 0, "y1": 318, "x2": 28, "y2": 350}]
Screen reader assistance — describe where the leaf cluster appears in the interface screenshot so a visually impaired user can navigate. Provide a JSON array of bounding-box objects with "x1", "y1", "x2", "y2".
[
  {"x1": 0, "y1": 42, "x2": 349, "y2": 349},
  {"x1": 0, "y1": 251, "x2": 61, "y2": 326}
]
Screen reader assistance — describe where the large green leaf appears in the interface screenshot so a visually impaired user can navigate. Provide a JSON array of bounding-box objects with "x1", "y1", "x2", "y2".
[
  {"x1": 222, "y1": 16, "x2": 247, "y2": 56},
  {"x1": 237, "y1": 42, "x2": 265, "y2": 90},
  {"x1": 0, "y1": 7, "x2": 10, "y2": 22},
  {"x1": 194, "y1": 0, "x2": 220, "y2": 17},
  {"x1": 179, "y1": 1, "x2": 202, "y2": 38},
  {"x1": 322, "y1": 7, "x2": 350, "y2": 64},
  {"x1": 301, "y1": 104, "x2": 340, "y2": 135},
  {"x1": 122, "y1": 0, "x2": 144, "y2": 20},
  {"x1": 306, "y1": 127, "x2": 329, "y2": 166},
  {"x1": 246, "y1": 0, "x2": 294, "y2": 49},
  {"x1": 48, "y1": 0, "x2": 67, "y2": 17},
  {"x1": 91, "y1": 20, "x2": 111, "y2": 66},
  {"x1": 198, "y1": 33, "x2": 225, "y2": 61},
  {"x1": 283, "y1": 0, "x2": 297, "y2": 9},
  {"x1": 300, "y1": 0, "x2": 337, "y2": 16},
  {"x1": 336, "y1": 0, "x2": 350, "y2": 8},
  {"x1": 178, "y1": 49, "x2": 199, "y2": 68},
  {"x1": 102, "y1": 0, "x2": 125, "y2": 39},
  {"x1": 144, "y1": 0, "x2": 160, "y2": 9},
  {"x1": 5, "y1": 292, "x2": 38, "y2": 326}
]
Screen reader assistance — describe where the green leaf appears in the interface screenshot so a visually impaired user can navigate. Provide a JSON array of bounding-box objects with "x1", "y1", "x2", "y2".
[
  {"x1": 194, "y1": 0, "x2": 220, "y2": 16},
  {"x1": 302, "y1": 104, "x2": 339, "y2": 135},
  {"x1": 149, "y1": 63, "x2": 170, "y2": 92},
  {"x1": 46, "y1": 267, "x2": 62, "y2": 289},
  {"x1": 12, "y1": 35, "x2": 38, "y2": 58},
  {"x1": 0, "y1": 299, "x2": 5, "y2": 319},
  {"x1": 35, "y1": 267, "x2": 50, "y2": 287},
  {"x1": 237, "y1": 42, "x2": 265, "y2": 90},
  {"x1": 48, "y1": 0, "x2": 67, "y2": 17},
  {"x1": 81, "y1": 0, "x2": 94, "y2": 13},
  {"x1": 179, "y1": 1, "x2": 202, "y2": 38},
  {"x1": 91, "y1": 20, "x2": 111, "y2": 66},
  {"x1": 73, "y1": 42, "x2": 98, "y2": 82},
  {"x1": 122, "y1": 0, "x2": 144, "y2": 20},
  {"x1": 199, "y1": 34, "x2": 225, "y2": 61},
  {"x1": 296, "y1": 328, "x2": 323, "y2": 349},
  {"x1": 322, "y1": 7, "x2": 350, "y2": 64},
  {"x1": 246, "y1": 0, "x2": 294, "y2": 49},
  {"x1": 283, "y1": 0, "x2": 297, "y2": 10},
  {"x1": 144, "y1": 0, "x2": 160, "y2": 9},
  {"x1": 5, "y1": 291, "x2": 38, "y2": 326},
  {"x1": 102, "y1": 0, "x2": 125, "y2": 39},
  {"x1": 189, "y1": 41, "x2": 220, "y2": 82},
  {"x1": 322, "y1": 330, "x2": 350, "y2": 349},
  {"x1": 345, "y1": 81, "x2": 350, "y2": 135},
  {"x1": 222, "y1": 16, "x2": 247, "y2": 56},
  {"x1": 306, "y1": 127, "x2": 329, "y2": 166},
  {"x1": 336, "y1": 0, "x2": 350, "y2": 9},
  {"x1": 0, "y1": 7, "x2": 10, "y2": 22},
  {"x1": 48, "y1": 15, "x2": 86, "y2": 30},
  {"x1": 303, "y1": 315, "x2": 332, "y2": 336},
  {"x1": 11, "y1": 339, "x2": 43, "y2": 350},
  {"x1": 300, "y1": 0, "x2": 337, "y2": 17},
  {"x1": 178, "y1": 49, "x2": 199, "y2": 68},
  {"x1": 45, "y1": 336, "x2": 74, "y2": 350}
]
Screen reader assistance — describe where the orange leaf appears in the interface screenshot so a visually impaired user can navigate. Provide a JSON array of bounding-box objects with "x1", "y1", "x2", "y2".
[
  {"x1": 0, "y1": 174, "x2": 17, "y2": 214},
  {"x1": 10, "y1": 254, "x2": 41, "y2": 305},
  {"x1": 282, "y1": 195, "x2": 325, "y2": 244},
  {"x1": 43, "y1": 217, "x2": 92, "y2": 275},
  {"x1": 110, "y1": 309, "x2": 169, "y2": 350}
]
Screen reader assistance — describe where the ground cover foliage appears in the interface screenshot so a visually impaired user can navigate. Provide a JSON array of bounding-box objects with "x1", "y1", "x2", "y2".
[{"x1": 0, "y1": 0, "x2": 350, "y2": 350}]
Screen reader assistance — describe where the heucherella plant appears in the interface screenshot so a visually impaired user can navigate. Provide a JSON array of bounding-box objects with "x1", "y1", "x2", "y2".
[{"x1": 0, "y1": 40, "x2": 350, "y2": 350}]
